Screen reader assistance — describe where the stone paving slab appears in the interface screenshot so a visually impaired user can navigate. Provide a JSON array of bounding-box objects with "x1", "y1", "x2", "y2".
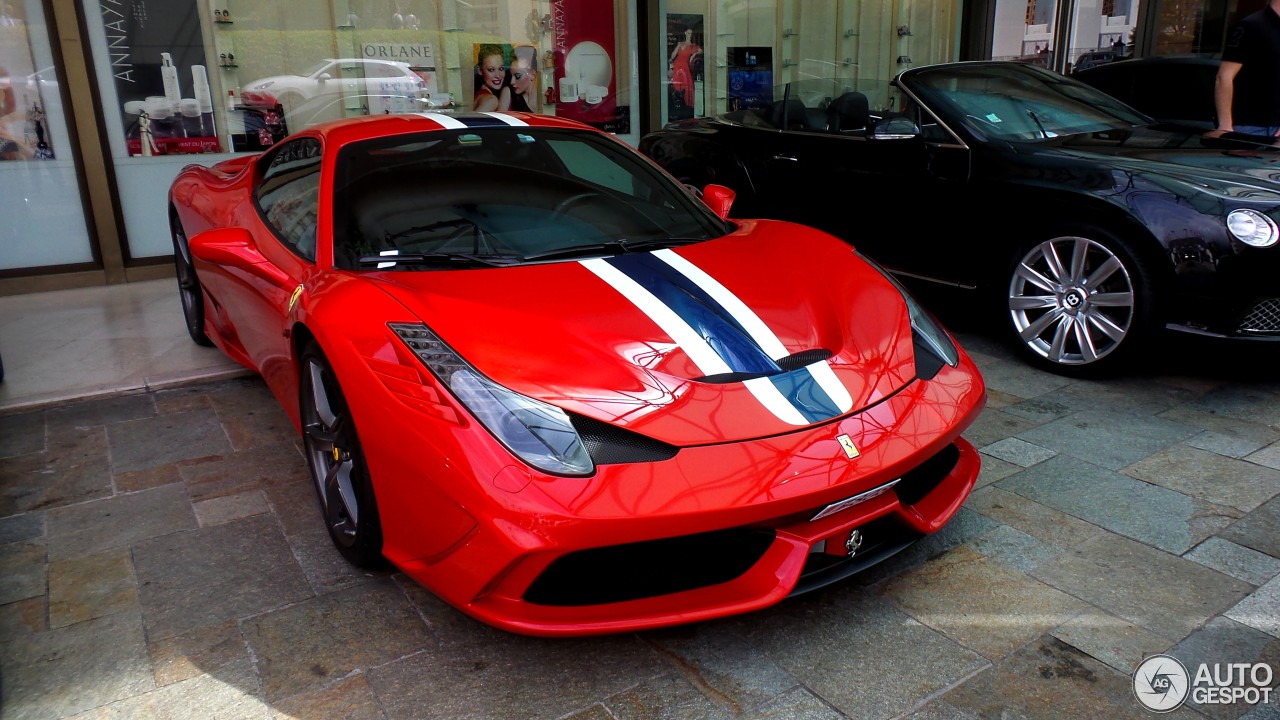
[
  {"x1": 998, "y1": 455, "x2": 1240, "y2": 555},
  {"x1": 1, "y1": 335, "x2": 1279, "y2": 719},
  {"x1": 939, "y1": 636, "x2": 1201, "y2": 719},
  {"x1": 1032, "y1": 533, "x2": 1254, "y2": 639}
]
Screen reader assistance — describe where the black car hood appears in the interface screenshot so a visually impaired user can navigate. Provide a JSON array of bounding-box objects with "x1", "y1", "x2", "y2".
[{"x1": 1017, "y1": 125, "x2": 1280, "y2": 199}]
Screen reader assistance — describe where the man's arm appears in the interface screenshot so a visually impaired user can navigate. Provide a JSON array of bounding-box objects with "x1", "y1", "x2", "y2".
[{"x1": 1210, "y1": 60, "x2": 1243, "y2": 136}]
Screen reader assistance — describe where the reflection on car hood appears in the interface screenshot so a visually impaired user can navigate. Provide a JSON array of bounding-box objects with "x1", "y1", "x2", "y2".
[
  {"x1": 367, "y1": 220, "x2": 919, "y2": 445},
  {"x1": 1027, "y1": 126, "x2": 1280, "y2": 200}
]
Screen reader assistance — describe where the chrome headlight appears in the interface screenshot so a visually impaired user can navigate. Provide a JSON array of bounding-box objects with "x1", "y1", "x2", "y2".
[
  {"x1": 390, "y1": 323, "x2": 594, "y2": 476},
  {"x1": 860, "y1": 256, "x2": 959, "y2": 377},
  {"x1": 1227, "y1": 209, "x2": 1279, "y2": 248}
]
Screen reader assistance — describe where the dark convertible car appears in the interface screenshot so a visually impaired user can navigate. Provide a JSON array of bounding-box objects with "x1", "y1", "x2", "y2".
[{"x1": 641, "y1": 61, "x2": 1280, "y2": 374}]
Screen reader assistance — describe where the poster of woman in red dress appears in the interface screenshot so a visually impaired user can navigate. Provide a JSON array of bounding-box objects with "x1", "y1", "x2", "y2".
[{"x1": 666, "y1": 15, "x2": 703, "y2": 122}]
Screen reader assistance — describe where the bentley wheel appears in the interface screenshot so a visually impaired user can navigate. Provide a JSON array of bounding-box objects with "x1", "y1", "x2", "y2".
[
  {"x1": 299, "y1": 341, "x2": 384, "y2": 567},
  {"x1": 1006, "y1": 228, "x2": 1156, "y2": 375},
  {"x1": 170, "y1": 212, "x2": 213, "y2": 346}
]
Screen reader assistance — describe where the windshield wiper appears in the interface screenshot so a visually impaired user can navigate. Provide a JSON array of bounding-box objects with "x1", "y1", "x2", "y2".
[
  {"x1": 356, "y1": 252, "x2": 516, "y2": 268},
  {"x1": 1026, "y1": 108, "x2": 1049, "y2": 139},
  {"x1": 520, "y1": 236, "x2": 705, "y2": 262}
]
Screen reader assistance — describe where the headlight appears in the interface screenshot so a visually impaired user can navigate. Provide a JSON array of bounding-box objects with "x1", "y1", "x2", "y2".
[
  {"x1": 859, "y1": 256, "x2": 959, "y2": 378},
  {"x1": 1227, "y1": 209, "x2": 1279, "y2": 248},
  {"x1": 390, "y1": 323, "x2": 594, "y2": 476},
  {"x1": 902, "y1": 289, "x2": 960, "y2": 370}
]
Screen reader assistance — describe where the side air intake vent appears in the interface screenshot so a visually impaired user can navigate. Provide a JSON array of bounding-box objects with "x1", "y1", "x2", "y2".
[{"x1": 569, "y1": 413, "x2": 679, "y2": 465}]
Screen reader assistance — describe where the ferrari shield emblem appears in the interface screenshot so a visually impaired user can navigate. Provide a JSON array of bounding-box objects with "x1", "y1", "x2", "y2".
[{"x1": 837, "y1": 434, "x2": 860, "y2": 459}]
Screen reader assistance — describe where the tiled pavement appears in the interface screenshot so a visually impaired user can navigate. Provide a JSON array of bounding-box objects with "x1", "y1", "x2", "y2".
[{"x1": 2, "y1": 330, "x2": 1280, "y2": 719}]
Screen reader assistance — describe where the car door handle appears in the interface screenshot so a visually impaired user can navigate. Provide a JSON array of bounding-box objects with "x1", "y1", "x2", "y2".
[{"x1": 771, "y1": 154, "x2": 799, "y2": 162}]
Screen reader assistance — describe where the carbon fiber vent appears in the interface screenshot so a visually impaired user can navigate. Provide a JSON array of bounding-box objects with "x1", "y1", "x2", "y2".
[
  {"x1": 698, "y1": 349, "x2": 834, "y2": 384},
  {"x1": 569, "y1": 413, "x2": 679, "y2": 465}
]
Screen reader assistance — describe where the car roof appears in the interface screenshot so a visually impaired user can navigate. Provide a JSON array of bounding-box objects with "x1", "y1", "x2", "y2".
[{"x1": 305, "y1": 111, "x2": 605, "y2": 148}]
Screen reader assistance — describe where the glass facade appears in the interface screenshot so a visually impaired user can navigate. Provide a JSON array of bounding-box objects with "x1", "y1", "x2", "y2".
[
  {"x1": 658, "y1": 0, "x2": 961, "y2": 123},
  {"x1": 81, "y1": 0, "x2": 639, "y2": 261},
  {"x1": 0, "y1": 0, "x2": 1258, "y2": 286},
  {"x1": 0, "y1": 0, "x2": 94, "y2": 272}
]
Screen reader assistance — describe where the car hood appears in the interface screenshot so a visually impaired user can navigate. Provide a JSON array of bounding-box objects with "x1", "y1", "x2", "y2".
[
  {"x1": 367, "y1": 220, "x2": 919, "y2": 446},
  {"x1": 1021, "y1": 126, "x2": 1280, "y2": 200}
]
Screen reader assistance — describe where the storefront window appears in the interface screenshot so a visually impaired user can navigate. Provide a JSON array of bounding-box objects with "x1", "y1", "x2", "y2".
[
  {"x1": 0, "y1": 0, "x2": 94, "y2": 271},
  {"x1": 81, "y1": 0, "x2": 637, "y2": 261},
  {"x1": 991, "y1": 0, "x2": 1140, "y2": 72},
  {"x1": 659, "y1": 0, "x2": 961, "y2": 123}
]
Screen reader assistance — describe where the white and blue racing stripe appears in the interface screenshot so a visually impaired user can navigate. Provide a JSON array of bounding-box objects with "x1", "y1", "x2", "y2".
[
  {"x1": 417, "y1": 112, "x2": 528, "y2": 128},
  {"x1": 581, "y1": 251, "x2": 853, "y2": 426}
]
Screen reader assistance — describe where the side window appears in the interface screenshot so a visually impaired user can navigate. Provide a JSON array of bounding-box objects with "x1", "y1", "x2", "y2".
[
  {"x1": 544, "y1": 139, "x2": 639, "y2": 197},
  {"x1": 256, "y1": 138, "x2": 322, "y2": 261},
  {"x1": 366, "y1": 62, "x2": 403, "y2": 79}
]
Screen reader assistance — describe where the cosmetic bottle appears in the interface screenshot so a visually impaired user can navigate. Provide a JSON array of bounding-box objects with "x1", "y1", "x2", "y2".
[
  {"x1": 180, "y1": 99, "x2": 203, "y2": 138},
  {"x1": 191, "y1": 65, "x2": 215, "y2": 135},
  {"x1": 160, "y1": 52, "x2": 182, "y2": 114}
]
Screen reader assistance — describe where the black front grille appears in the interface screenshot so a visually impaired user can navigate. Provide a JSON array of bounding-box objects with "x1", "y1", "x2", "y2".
[
  {"x1": 1239, "y1": 298, "x2": 1280, "y2": 334},
  {"x1": 894, "y1": 443, "x2": 961, "y2": 506},
  {"x1": 570, "y1": 414, "x2": 679, "y2": 465},
  {"x1": 791, "y1": 516, "x2": 921, "y2": 596},
  {"x1": 524, "y1": 528, "x2": 776, "y2": 606}
]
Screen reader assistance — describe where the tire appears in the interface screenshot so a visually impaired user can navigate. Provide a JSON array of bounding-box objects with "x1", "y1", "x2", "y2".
[
  {"x1": 171, "y1": 213, "x2": 213, "y2": 347},
  {"x1": 299, "y1": 341, "x2": 385, "y2": 567},
  {"x1": 1004, "y1": 226, "x2": 1157, "y2": 375}
]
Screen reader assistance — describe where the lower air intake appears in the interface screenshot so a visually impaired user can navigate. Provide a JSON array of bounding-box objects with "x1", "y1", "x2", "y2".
[
  {"x1": 1239, "y1": 298, "x2": 1280, "y2": 334},
  {"x1": 524, "y1": 527, "x2": 776, "y2": 606}
]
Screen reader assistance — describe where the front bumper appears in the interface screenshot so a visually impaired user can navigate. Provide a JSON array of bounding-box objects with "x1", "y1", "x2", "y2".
[
  {"x1": 370, "y1": 361, "x2": 985, "y2": 636},
  {"x1": 1169, "y1": 240, "x2": 1280, "y2": 338}
]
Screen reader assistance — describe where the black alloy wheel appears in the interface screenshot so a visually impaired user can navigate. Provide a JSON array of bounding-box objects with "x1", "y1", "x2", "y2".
[
  {"x1": 1005, "y1": 226, "x2": 1157, "y2": 375},
  {"x1": 170, "y1": 212, "x2": 213, "y2": 346},
  {"x1": 299, "y1": 340, "x2": 384, "y2": 567}
]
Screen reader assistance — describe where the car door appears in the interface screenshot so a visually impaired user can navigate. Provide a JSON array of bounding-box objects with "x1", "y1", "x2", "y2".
[
  {"x1": 746, "y1": 107, "x2": 973, "y2": 284},
  {"x1": 209, "y1": 137, "x2": 322, "y2": 389}
]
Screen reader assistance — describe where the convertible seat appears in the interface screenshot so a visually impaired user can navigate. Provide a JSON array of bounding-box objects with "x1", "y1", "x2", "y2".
[
  {"x1": 827, "y1": 91, "x2": 870, "y2": 133},
  {"x1": 768, "y1": 99, "x2": 807, "y2": 130}
]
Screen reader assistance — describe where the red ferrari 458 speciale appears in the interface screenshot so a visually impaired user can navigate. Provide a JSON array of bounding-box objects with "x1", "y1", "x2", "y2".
[{"x1": 168, "y1": 111, "x2": 985, "y2": 636}]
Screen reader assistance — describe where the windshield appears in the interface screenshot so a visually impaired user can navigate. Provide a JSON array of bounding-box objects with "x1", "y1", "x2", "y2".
[
  {"x1": 332, "y1": 127, "x2": 727, "y2": 270},
  {"x1": 905, "y1": 63, "x2": 1150, "y2": 141},
  {"x1": 302, "y1": 60, "x2": 335, "y2": 77}
]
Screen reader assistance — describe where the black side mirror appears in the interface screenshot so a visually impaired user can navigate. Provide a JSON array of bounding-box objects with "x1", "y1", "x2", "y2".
[{"x1": 872, "y1": 117, "x2": 921, "y2": 140}]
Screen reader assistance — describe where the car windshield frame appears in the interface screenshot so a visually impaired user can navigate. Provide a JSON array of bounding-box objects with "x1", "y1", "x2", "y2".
[
  {"x1": 901, "y1": 62, "x2": 1151, "y2": 142},
  {"x1": 331, "y1": 126, "x2": 730, "y2": 271}
]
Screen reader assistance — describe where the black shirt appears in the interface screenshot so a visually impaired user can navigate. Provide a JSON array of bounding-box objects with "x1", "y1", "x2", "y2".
[{"x1": 1222, "y1": 4, "x2": 1280, "y2": 126}]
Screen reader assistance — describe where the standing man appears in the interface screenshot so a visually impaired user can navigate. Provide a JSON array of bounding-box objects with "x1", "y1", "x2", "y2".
[{"x1": 1212, "y1": 0, "x2": 1280, "y2": 138}]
